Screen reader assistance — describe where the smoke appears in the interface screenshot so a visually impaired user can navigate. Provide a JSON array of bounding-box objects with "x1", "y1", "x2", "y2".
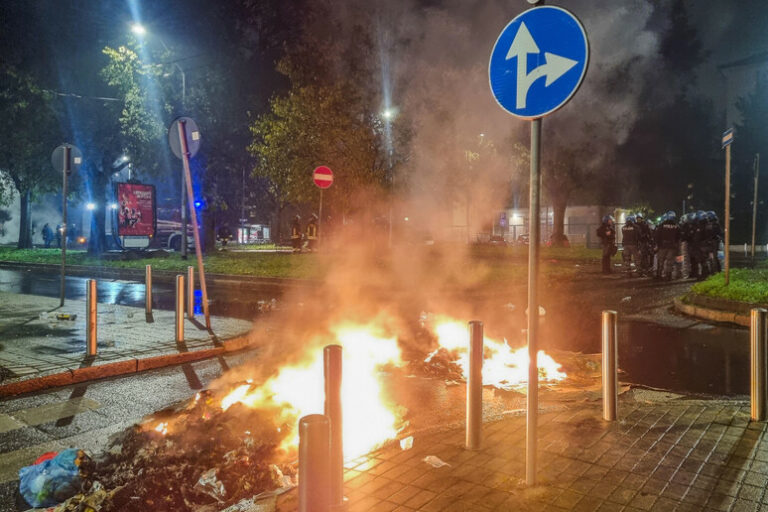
[{"x1": 0, "y1": 189, "x2": 61, "y2": 245}]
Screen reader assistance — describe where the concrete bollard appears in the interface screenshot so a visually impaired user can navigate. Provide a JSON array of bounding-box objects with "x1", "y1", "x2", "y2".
[
  {"x1": 298, "y1": 414, "x2": 331, "y2": 512},
  {"x1": 175, "y1": 275, "x2": 184, "y2": 342},
  {"x1": 751, "y1": 308, "x2": 767, "y2": 421},
  {"x1": 86, "y1": 279, "x2": 97, "y2": 356},
  {"x1": 145, "y1": 265, "x2": 152, "y2": 315},
  {"x1": 187, "y1": 266, "x2": 194, "y2": 317},
  {"x1": 602, "y1": 310, "x2": 618, "y2": 421},
  {"x1": 466, "y1": 321, "x2": 483, "y2": 450},
  {"x1": 324, "y1": 345, "x2": 344, "y2": 509}
]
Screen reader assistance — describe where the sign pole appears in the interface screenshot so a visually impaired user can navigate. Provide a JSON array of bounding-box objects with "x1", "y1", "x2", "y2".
[
  {"x1": 751, "y1": 153, "x2": 760, "y2": 263},
  {"x1": 318, "y1": 188, "x2": 323, "y2": 241},
  {"x1": 181, "y1": 168, "x2": 188, "y2": 259},
  {"x1": 60, "y1": 147, "x2": 69, "y2": 307},
  {"x1": 177, "y1": 120, "x2": 211, "y2": 329},
  {"x1": 526, "y1": 117, "x2": 541, "y2": 486},
  {"x1": 725, "y1": 143, "x2": 731, "y2": 285}
]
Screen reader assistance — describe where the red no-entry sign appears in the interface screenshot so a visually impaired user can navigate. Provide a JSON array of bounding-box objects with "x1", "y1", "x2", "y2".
[{"x1": 313, "y1": 166, "x2": 334, "y2": 189}]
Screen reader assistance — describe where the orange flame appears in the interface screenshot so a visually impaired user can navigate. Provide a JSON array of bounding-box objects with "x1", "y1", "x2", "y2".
[
  {"x1": 219, "y1": 323, "x2": 403, "y2": 458},
  {"x1": 429, "y1": 317, "x2": 566, "y2": 390}
]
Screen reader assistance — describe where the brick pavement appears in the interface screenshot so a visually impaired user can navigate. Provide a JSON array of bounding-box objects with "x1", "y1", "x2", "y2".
[
  {"x1": 0, "y1": 292, "x2": 252, "y2": 390},
  {"x1": 277, "y1": 390, "x2": 768, "y2": 511}
]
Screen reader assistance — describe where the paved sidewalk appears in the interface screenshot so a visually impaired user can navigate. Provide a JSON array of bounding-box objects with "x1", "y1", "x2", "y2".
[
  {"x1": 277, "y1": 390, "x2": 768, "y2": 511},
  {"x1": 0, "y1": 292, "x2": 253, "y2": 396}
]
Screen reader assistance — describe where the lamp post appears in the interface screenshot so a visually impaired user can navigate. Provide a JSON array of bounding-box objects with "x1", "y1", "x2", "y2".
[
  {"x1": 382, "y1": 108, "x2": 396, "y2": 248},
  {"x1": 131, "y1": 22, "x2": 188, "y2": 257}
]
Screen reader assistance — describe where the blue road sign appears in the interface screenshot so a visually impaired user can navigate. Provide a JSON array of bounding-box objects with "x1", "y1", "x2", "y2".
[{"x1": 489, "y1": 6, "x2": 589, "y2": 119}]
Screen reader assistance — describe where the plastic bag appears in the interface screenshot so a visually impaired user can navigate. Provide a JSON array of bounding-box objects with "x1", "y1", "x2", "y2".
[{"x1": 18, "y1": 449, "x2": 87, "y2": 508}]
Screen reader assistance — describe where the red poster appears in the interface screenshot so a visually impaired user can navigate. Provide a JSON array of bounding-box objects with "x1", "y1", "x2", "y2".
[{"x1": 116, "y1": 183, "x2": 156, "y2": 236}]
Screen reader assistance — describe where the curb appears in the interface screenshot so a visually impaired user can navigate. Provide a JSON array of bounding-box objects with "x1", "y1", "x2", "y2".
[
  {"x1": 673, "y1": 297, "x2": 750, "y2": 327},
  {"x1": 0, "y1": 333, "x2": 254, "y2": 398}
]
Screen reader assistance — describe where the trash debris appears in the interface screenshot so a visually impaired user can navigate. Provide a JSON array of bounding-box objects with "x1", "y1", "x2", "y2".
[
  {"x1": 221, "y1": 495, "x2": 277, "y2": 512},
  {"x1": 422, "y1": 455, "x2": 450, "y2": 468},
  {"x1": 620, "y1": 296, "x2": 632, "y2": 303},
  {"x1": 56, "y1": 313, "x2": 77, "y2": 321},
  {"x1": 524, "y1": 306, "x2": 546, "y2": 316},
  {"x1": 399, "y1": 436, "x2": 414, "y2": 451},
  {"x1": 19, "y1": 449, "x2": 88, "y2": 508},
  {"x1": 194, "y1": 468, "x2": 227, "y2": 502}
]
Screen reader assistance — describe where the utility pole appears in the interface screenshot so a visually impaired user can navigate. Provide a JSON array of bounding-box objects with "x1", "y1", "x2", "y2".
[{"x1": 752, "y1": 153, "x2": 760, "y2": 263}]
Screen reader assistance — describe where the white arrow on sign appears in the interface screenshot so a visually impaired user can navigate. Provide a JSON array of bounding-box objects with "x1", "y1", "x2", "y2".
[{"x1": 506, "y1": 22, "x2": 578, "y2": 109}]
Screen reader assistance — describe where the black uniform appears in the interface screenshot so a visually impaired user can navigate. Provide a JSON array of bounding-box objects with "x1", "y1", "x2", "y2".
[
  {"x1": 597, "y1": 222, "x2": 617, "y2": 274},
  {"x1": 655, "y1": 219, "x2": 680, "y2": 280},
  {"x1": 636, "y1": 219, "x2": 653, "y2": 275},
  {"x1": 621, "y1": 223, "x2": 640, "y2": 276}
]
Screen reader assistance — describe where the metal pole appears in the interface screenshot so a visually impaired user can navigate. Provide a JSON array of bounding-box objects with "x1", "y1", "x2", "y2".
[
  {"x1": 324, "y1": 345, "x2": 344, "y2": 508},
  {"x1": 145, "y1": 265, "x2": 152, "y2": 315},
  {"x1": 187, "y1": 266, "x2": 194, "y2": 317},
  {"x1": 751, "y1": 308, "x2": 767, "y2": 421},
  {"x1": 298, "y1": 414, "x2": 331, "y2": 512},
  {"x1": 466, "y1": 320, "x2": 483, "y2": 450},
  {"x1": 175, "y1": 275, "x2": 184, "y2": 342},
  {"x1": 751, "y1": 154, "x2": 760, "y2": 263},
  {"x1": 177, "y1": 120, "x2": 211, "y2": 329},
  {"x1": 725, "y1": 144, "x2": 731, "y2": 285},
  {"x1": 526, "y1": 117, "x2": 541, "y2": 486},
  {"x1": 181, "y1": 170, "x2": 188, "y2": 259},
  {"x1": 602, "y1": 310, "x2": 618, "y2": 421},
  {"x1": 318, "y1": 189, "x2": 323, "y2": 243},
  {"x1": 86, "y1": 279, "x2": 97, "y2": 356},
  {"x1": 60, "y1": 147, "x2": 70, "y2": 307}
]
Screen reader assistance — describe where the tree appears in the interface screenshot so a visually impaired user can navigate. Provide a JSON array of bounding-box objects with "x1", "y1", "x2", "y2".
[{"x1": 0, "y1": 65, "x2": 60, "y2": 248}]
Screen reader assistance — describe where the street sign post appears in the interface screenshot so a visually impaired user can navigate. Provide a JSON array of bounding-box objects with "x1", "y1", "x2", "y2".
[
  {"x1": 313, "y1": 166, "x2": 334, "y2": 242},
  {"x1": 722, "y1": 128, "x2": 733, "y2": 285},
  {"x1": 51, "y1": 143, "x2": 82, "y2": 307},
  {"x1": 489, "y1": 5, "x2": 588, "y2": 486},
  {"x1": 169, "y1": 117, "x2": 201, "y2": 260},
  {"x1": 169, "y1": 117, "x2": 211, "y2": 329}
]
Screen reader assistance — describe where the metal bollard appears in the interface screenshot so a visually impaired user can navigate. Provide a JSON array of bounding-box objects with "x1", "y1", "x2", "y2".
[
  {"x1": 187, "y1": 266, "x2": 194, "y2": 317},
  {"x1": 175, "y1": 275, "x2": 184, "y2": 342},
  {"x1": 145, "y1": 265, "x2": 152, "y2": 315},
  {"x1": 751, "y1": 308, "x2": 767, "y2": 421},
  {"x1": 466, "y1": 321, "x2": 483, "y2": 450},
  {"x1": 86, "y1": 279, "x2": 97, "y2": 356},
  {"x1": 602, "y1": 310, "x2": 618, "y2": 421},
  {"x1": 324, "y1": 345, "x2": 344, "y2": 509},
  {"x1": 298, "y1": 414, "x2": 331, "y2": 512}
]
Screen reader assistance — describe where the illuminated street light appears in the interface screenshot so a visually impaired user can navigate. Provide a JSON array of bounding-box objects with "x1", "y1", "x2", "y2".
[
  {"x1": 130, "y1": 23, "x2": 146, "y2": 37},
  {"x1": 382, "y1": 108, "x2": 396, "y2": 120},
  {"x1": 109, "y1": 203, "x2": 118, "y2": 210},
  {"x1": 86, "y1": 203, "x2": 96, "y2": 211}
]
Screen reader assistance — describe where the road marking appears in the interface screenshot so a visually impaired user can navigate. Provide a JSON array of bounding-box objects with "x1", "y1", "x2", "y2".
[
  {"x1": 6, "y1": 397, "x2": 101, "y2": 428},
  {"x1": 0, "y1": 414, "x2": 25, "y2": 434}
]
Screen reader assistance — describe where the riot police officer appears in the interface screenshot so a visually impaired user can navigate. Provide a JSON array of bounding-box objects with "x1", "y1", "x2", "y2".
[
  {"x1": 635, "y1": 213, "x2": 653, "y2": 276},
  {"x1": 655, "y1": 211, "x2": 680, "y2": 280},
  {"x1": 621, "y1": 215, "x2": 640, "y2": 277},
  {"x1": 597, "y1": 215, "x2": 617, "y2": 274}
]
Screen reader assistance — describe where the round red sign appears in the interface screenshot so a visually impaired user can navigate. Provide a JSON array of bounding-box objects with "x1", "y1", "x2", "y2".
[{"x1": 312, "y1": 166, "x2": 334, "y2": 189}]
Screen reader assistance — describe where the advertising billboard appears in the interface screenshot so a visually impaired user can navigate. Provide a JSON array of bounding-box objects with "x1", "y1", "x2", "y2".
[{"x1": 115, "y1": 183, "x2": 156, "y2": 237}]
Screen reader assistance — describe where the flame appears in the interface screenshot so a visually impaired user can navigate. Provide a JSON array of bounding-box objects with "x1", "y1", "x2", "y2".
[
  {"x1": 154, "y1": 422, "x2": 168, "y2": 435},
  {"x1": 430, "y1": 317, "x2": 566, "y2": 390},
  {"x1": 219, "y1": 323, "x2": 403, "y2": 458}
]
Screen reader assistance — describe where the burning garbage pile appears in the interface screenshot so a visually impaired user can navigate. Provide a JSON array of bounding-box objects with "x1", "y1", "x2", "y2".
[{"x1": 20, "y1": 315, "x2": 583, "y2": 511}]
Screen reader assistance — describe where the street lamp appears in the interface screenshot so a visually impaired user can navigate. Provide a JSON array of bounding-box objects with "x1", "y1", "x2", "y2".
[
  {"x1": 130, "y1": 22, "x2": 146, "y2": 37},
  {"x1": 86, "y1": 203, "x2": 96, "y2": 211},
  {"x1": 381, "y1": 108, "x2": 397, "y2": 247},
  {"x1": 128, "y1": 23, "x2": 186, "y2": 104}
]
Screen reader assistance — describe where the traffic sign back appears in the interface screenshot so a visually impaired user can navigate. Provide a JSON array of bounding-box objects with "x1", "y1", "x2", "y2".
[{"x1": 489, "y1": 6, "x2": 588, "y2": 119}]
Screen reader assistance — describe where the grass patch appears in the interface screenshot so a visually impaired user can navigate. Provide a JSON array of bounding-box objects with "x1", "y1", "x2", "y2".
[{"x1": 691, "y1": 268, "x2": 768, "y2": 304}]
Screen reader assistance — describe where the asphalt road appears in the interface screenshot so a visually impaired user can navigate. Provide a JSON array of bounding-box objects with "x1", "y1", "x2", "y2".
[{"x1": 0, "y1": 349, "x2": 259, "y2": 510}]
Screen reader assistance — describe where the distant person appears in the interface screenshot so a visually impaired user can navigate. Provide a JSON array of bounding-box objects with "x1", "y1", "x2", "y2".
[
  {"x1": 596, "y1": 215, "x2": 617, "y2": 274},
  {"x1": 42, "y1": 223, "x2": 53, "y2": 248},
  {"x1": 217, "y1": 224, "x2": 232, "y2": 247},
  {"x1": 635, "y1": 213, "x2": 653, "y2": 276},
  {"x1": 290, "y1": 215, "x2": 303, "y2": 253},
  {"x1": 655, "y1": 211, "x2": 681, "y2": 281},
  {"x1": 704, "y1": 211, "x2": 722, "y2": 273},
  {"x1": 621, "y1": 215, "x2": 640, "y2": 277},
  {"x1": 305, "y1": 213, "x2": 318, "y2": 251},
  {"x1": 55, "y1": 224, "x2": 62, "y2": 248}
]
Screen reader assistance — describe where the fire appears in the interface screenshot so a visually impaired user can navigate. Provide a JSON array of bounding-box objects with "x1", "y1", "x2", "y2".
[
  {"x1": 428, "y1": 317, "x2": 566, "y2": 390},
  {"x1": 154, "y1": 422, "x2": 169, "y2": 435},
  {"x1": 219, "y1": 323, "x2": 403, "y2": 458}
]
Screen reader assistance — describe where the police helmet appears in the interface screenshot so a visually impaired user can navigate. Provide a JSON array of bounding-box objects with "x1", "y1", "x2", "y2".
[
  {"x1": 602, "y1": 215, "x2": 615, "y2": 224},
  {"x1": 665, "y1": 211, "x2": 677, "y2": 222},
  {"x1": 635, "y1": 212, "x2": 644, "y2": 221},
  {"x1": 706, "y1": 211, "x2": 717, "y2": 221},
  {"x1": 626, "y1": 215, "x2": 635, "y2": 224}
]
